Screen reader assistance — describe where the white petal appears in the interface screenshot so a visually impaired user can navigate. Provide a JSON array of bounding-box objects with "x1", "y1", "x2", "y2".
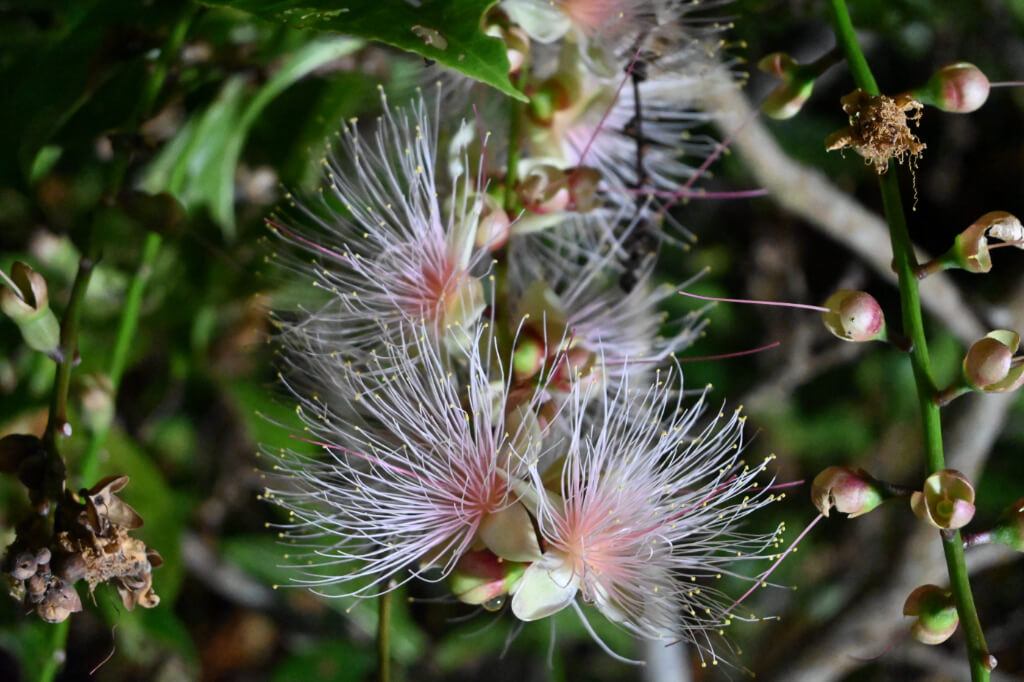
[
  {"x1": 501, "y1": 0, "x2": 571, "y2": 44},
  {"x1": 511, "y1": 555, "x2": 579, "y2": 621}
]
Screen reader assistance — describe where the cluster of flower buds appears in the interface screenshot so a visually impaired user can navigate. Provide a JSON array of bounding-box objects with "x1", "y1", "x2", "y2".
[
  {"x1": 0, "y1": 261, "x2": 62, "y2": 361},
  {"x1": 821, "y1": 290, "x2": 888, "y2": 343},
  {"x1": 904, "y1": 584, "x2": 959, "y2": 644},
  {"x1": 2, "y1": 434, "x2": 161, "y2": 622}
]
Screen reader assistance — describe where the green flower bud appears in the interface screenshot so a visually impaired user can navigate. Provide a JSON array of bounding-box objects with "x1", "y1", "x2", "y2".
[
  {"x1": 1, "y1": 261, "x2": 61, "y2": 360},
  {"x1": 811, "y1": 466, "x2": 885, "y2": 518},
  {"x1": 904, "y1": 584, "x2": 959, "y2": 644},
  {"x1": 821, "y1": 290, "x2": 886, "y2": 342},
  {"x1": 937, "y1": 211, "x2": 1023, "y2": 274},
  {"x1": 911, "y1": 469, "x2": 975, "y2": 530}
]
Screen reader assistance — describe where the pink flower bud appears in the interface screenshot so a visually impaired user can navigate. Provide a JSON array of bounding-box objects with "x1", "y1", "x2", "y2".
[
  {"x1": 811, "y1": 466, "x2": 885, "y2": 518},
  {"x1": 821, "y1": 290, "x2": 886, "y2": 342},
  {"x1": 963, "y1": 330, "x2": 1024, "y2": 393},
  {"x1": 904, "y1": 584, "x2": 959, "y2": 644},
  {"x1": 911, "y1": 469, "x2": 976, "y2": 530},
  {"x1": 915, "y1": 62, "x2": 990, "y2": 113},
  {"x1": 990, "y1": 498, "x2": 1024, "y2": 552},
  {"x1": 450, "y1": 549, "x2": 527, "y2": 607}
]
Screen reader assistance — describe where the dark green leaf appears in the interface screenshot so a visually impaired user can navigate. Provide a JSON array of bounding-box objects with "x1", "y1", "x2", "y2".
[{"x1": 200, "y1": 0, "x2": 526, "y2": 101}]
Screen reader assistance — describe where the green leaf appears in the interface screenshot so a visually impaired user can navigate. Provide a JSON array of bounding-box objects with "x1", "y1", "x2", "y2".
[
  {"x1": 200, "y1": 0, "x2": 526, "y2": 102},
  {"x1": 140, "y1": 36, "x2": 364, "y2": 240}
]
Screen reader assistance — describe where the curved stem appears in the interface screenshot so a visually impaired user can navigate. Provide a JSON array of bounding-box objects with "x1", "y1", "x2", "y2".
[{"x1": 826, "y1": 2, "x2": 991, "y2": 679}]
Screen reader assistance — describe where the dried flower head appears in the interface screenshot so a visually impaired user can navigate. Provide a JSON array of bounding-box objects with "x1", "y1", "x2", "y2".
[{"x1": 826, "y1": 89, "x2": 925, "y2": 174}]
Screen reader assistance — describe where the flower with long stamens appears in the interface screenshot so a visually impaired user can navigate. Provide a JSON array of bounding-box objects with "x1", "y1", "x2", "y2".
[
  {"x1": 268, "y1": 86, "x2": 488, "y2": 362},
  {"x1": 266, "y1": 323, "x2": 549, "y2": 597},
  {"x1": 509, "y1": 362, "x2": 783, "y2": 660}
]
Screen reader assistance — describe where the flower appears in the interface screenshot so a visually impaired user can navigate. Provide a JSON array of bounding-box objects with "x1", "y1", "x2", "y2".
[
  {"x1": 509, "y1": 363, "x2": 783, "y2": 654},
  {"x1": 266, "y1": 323, "x2": 547, "y2": 596},
  {"x1": 269, "y1": 86, "x2": 488, "y2": 362},
  {"x1": 811, "y1": 466, "x2": 886, "y2": 518}
]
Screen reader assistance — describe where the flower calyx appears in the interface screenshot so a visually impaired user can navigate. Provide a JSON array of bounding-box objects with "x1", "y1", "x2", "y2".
[
  {"x1": 911, "y1": 469, "x2": 975, "y2": 531},
  {"x1": 919, "y1": 211, "x2": 1023, "y2": 277},
  {"x1": 821, "y1": 290, "x2": 887, "y2": 343},
  {"x1": 0, "y1": 261, "x2": 62, "y2": 361},
  {"x1": 903, "y1": 584, "x2": 959, "y2": 644},
  {"x1": 811, "y1": 466, "x2": 888, "y2": 518},
  {"x1": 450, "y1": 549, "x2": 527, "y2": 610},
  {"x1": 940, "y1": 330, "x2": 1024, "y2": 405}
]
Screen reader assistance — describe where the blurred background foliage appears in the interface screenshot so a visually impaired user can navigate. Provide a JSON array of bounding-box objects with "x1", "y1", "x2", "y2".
[{"x1": 1, "y1": 0, "x2": 1023, "y2": 680}]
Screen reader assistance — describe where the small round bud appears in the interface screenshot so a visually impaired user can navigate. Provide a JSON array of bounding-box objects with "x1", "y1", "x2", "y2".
[
  {"x1": 911, "y1": 469, "x2": 976, "y2": 530},
  {"x1": 512, "y1": 337, "x2": 545, "y2": 381},
  {"x1": 10, "y1": 551, "x2": 38, "y2": 581},
  {"x1": 822, "y1": 290, "x2": 886, "y2": 342},
  {"x1": 914, "y1": 62, "x2": 990, "y2": 113},
  {"x1": 962, "y1": 330, "x2": 1024, "y2": 393},
  {"x1": 811, "y1": 466, "x2": 885, "y2": 518},
  {"x1": 904, "y1": 584, "x2": 959, "y2": 644},
  {"x1": 35, "y1": 547, "x2": 51, "y2": 567}
]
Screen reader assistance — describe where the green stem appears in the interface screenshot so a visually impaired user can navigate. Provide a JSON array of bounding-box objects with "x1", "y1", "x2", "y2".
[
  {"x1": 79, "y1": 231, "x2": 162, "y2": 486},
  {"x1": 37, "y1": 619, "x2": 70, "y2": 682},
  {"x1": 504, "y1": 67, "x2": 529, "y2": 213},
  {"x1": 826, "y1": 2, "x2": 991, "y2": 679},
  {"x1": 377, "y1": 587, "x2": 392, "y2": 682}
]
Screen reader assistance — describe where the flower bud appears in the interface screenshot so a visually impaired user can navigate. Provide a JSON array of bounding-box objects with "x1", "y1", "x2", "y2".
[
  {"x1": 811, "y1": 466, "x2": 885, "y2": 518},
  {"x1": 756, "y1": 52, "x2": 823, "y2": 120},
  {"x1": 821, "y1": 290, "x2": 886, "y2": 342},
  {"x1": 449, "y1": 549, "x2": 526, "y2": 607},
  {"x1": 1, "y1": 261, "x2": 61, "y2": 360},
  {"x1": 904, "y1": 584, "x2": 959, "y2": 644},
  {"x1": 517, "y1": 165, "x2": 570, "y2": 214},
  {"x1": 911, "y1": 469, "x2": 975, "y2": 530},
  {"x1": 512, "y1": 336, "x2": 545, "y2": 380},
  {"x1": 475, "y1": 193, "x2": 511, "y2": 251},
  {"x1": 985, "y1": 497, "x2": 1024, "y2": 552},
  {"x1": 962, "y1": 330, "x2": 1024, "y2": 393},
  {"x1": 913, "y1": 63, "x2": 990, "y2": 113}
]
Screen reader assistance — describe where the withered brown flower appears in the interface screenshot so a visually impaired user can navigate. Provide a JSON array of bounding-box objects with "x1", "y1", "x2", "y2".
[{"x1": 826, "y1": 88, "x2": 926, "y2": 173}]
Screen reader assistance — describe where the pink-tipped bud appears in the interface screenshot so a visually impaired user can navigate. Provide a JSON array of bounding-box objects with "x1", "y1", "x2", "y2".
[
  {"x1": 512, "y1": 337, "x2": 545, "y2": 381},
  {"x1": 475, "y1": 194, "x2": 512, "y2": 251},
  {"x1": 963, "y1": 330, "x2": 1024, "y2": 393},
  {"x1": 904, "y1": 584, "x2": 959, "y2": 644},
  {"x1": 945, "y1": 211, "x2": 1023, "y2": 274},
  {"x1": 991, "y1": 498, "x2": 1024, "y2": 552},
  {"x1": 915, "y1": 62, "x2": 990, "y2": 113},
  {"x1": 821, "y1": 290, "x2": 886, "y2": 342},
  {"x1": 450, "y1": 549, "x2": 527, "y2": 608},
  {"x1": 911, "y1": 469, "x2": 976, "y2": 530},
  {"x1": 811, "y1": 466, "x2": 885, "y2": 518}
]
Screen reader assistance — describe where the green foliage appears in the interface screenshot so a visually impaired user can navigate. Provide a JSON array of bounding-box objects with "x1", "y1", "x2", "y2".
[{"x1": 200, "y1": 0, "x2": 526, "y2": 101}]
